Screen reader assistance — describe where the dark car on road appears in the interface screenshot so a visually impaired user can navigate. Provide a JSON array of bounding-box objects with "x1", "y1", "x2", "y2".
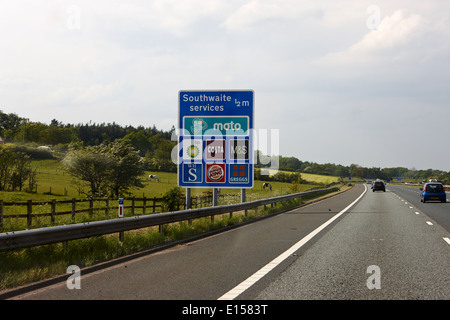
[
  {"x1": 420, "y1": 182, "x2": 446, "y2": 203},
  {"x1": 372, "y1": 180, "x2": 385, "y2": 192}
]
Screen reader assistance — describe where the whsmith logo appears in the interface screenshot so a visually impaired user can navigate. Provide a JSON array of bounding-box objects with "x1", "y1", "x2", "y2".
[{"x1": 184, "y1": 116, "x2": 249, "y2": 136}]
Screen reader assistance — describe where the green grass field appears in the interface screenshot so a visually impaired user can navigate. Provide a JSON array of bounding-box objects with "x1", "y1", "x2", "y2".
[
  {"x1": 0, "y1": 160, "x2": 340, "y2": 232},
  {"x1": 261, "y1": 168, "x2": 340, "y2": 185},
  {"x1": 1, "y1": 160, "x2": 336, "y2": 202}
]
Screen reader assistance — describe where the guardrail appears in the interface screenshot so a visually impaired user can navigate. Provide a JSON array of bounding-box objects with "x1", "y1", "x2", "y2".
[{"x1": 0, "y1": 187, "x2": 338, "y2": 251}]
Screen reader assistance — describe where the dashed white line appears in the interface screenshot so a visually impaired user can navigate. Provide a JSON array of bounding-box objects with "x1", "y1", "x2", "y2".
[{"x1": 391, "y1": 188, "x2": 450, "y2": 246}]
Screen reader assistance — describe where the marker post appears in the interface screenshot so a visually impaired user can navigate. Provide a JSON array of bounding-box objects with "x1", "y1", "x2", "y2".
[{"x1": 118, "y1": 198, "x2": 124, "y2": 241}]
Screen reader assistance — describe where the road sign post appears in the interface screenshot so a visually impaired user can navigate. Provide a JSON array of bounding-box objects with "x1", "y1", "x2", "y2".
[{"x1": 178, "y1": 90, "x2": 254, "y2": 190}]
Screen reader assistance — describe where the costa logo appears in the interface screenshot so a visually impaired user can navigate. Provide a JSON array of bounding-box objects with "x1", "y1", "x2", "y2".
[{"x1": 206, "y1": 163, "x2": 226, "y2": 183}]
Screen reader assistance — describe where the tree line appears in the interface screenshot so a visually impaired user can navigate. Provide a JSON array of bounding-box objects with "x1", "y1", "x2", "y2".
[
  {"x1": 2, "y1": 109, "x2": 449, "y2": 186},
  {"x1": 257, "y1": 154, "x2": 450, "y2": 184},
  {"x1": 0, "y1": 110, "x2": 176, "y2": 173}
]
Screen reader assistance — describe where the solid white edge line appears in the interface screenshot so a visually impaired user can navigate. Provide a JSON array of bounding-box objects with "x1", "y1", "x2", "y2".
[
  {"x1": 217, "y1": 184, "x2": 368, "y2": 300},
  {"x1": 443, "y1": 237, "x2": 450, "y2": 245}
]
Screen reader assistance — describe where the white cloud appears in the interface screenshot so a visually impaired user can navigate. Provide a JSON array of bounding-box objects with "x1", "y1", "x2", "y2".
[
  {"x1": 221, "y1": 0, "x2": 322, "y2": 31},
  {"x1": 321, "y1": 9, "x2": 431, "y2": 65}
]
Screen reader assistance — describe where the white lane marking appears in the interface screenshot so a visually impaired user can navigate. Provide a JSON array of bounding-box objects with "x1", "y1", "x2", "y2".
[
  {"x1": 415, "y1": 212, "x2": 420, "y2": 215},
  {"x1": 218, "y1": 185, "x2": 368, "y2": 300},
  {"x1": 426, "y1": 221, "x2": 433, "y2": 226},
  {"x1": 443, "y1": 237, "x2": 450, "y2": 245},
  {"x1": 409, "y1": 206, "x2": 413, "y2": 209}
]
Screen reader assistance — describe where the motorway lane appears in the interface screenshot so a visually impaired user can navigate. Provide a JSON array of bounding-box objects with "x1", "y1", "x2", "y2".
[
  {"x1": 387, "y1": 184, "x2": 450, "y2": 232},
  {"x1": 253, "y1": 184, "x2": 450, "y2": 299},
  {"x1": 9, "y1": 185, "x2": 365, "y2": 300}
]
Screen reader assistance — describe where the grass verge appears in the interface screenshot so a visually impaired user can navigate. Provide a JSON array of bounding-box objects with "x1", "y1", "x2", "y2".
[{"x1": 0, "y1": 184, "x2": 348, "y2": 292}]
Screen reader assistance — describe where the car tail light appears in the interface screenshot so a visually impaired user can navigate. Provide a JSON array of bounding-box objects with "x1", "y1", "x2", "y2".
[
  {"x1": 424, "y1": 186, "x2": 427, "y2": 191},
  {"x1": 443, "y1": 186, "x2": 446, "y2": 192}
]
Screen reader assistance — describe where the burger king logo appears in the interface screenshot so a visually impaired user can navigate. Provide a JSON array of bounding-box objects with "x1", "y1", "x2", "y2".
[{"x1": 206, "y1": 163, "x2": 225, "y2": 183}]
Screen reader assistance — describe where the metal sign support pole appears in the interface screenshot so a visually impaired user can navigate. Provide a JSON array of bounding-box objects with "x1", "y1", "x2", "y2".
[
  {"x1": 186, "y1": 188, "x2": 191, "y2": 209},
  {"x1": 241, "y1": 189, "x2": 247, "y2": 216},
  {"x1": 213, "y1": 188, "x2": 218, "y2": 207}
]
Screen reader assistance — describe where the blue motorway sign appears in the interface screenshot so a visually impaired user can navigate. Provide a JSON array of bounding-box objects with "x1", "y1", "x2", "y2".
[{"x1": 178, "y1": 90, "x2": 254, "y2": 188}]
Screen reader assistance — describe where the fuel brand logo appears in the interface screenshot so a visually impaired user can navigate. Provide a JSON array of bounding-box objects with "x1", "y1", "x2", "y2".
[
  {"x1": 183, "y1": 139, "x2": 202, "y2": 161},
  {"x1": 206, "y1": 163, "x2": 226, "y2": 183}
]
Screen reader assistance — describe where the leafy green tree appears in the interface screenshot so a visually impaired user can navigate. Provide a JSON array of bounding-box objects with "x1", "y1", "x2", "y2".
[
  {"x1": 100, "y1": 140, "x2": 146, "y2": 198},
  {"x1": 62, "y1": 146, "x2": 113, "y2": 197},
  {"x1": 0, "y1": 145, "x2": 36, "y2": 191},
  {"x1": 146, "y1": 139, "x2": 177, "y2": 172},
  {"x1": 0, "y1": 146, "x2": 16, "y2": 190},
  {"x1": 0, "y1": 110, "x2": 24, "y2": 140},
  {"x1": 121, "y1": 131, "x2": 152, "y2": 156},
  {"x1": 63, "y1": 141, "x2": 145, "y2": 198},
  {"x1": 10, "y1": 154, "x2": 33, "y2": 191}
]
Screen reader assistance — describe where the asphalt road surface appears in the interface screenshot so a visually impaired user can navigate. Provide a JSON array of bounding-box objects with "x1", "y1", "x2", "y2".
[{"x1": 7, "y1": 184, "x2": 450, "y2": 300}]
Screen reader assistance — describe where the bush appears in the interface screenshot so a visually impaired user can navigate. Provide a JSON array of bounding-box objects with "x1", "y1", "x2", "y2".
[{"x1": 162, "y1": 186, "x2": 184, "y2": 212}]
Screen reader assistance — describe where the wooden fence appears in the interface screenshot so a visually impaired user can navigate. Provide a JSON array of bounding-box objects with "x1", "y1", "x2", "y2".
[{"x1": 0, "y1": 194, "x2": 241, "y2": 231}]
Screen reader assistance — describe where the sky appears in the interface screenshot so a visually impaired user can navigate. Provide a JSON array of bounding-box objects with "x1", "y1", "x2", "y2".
[{"x1": 1, "y1": 1, "x2": 449, "y2": 171}]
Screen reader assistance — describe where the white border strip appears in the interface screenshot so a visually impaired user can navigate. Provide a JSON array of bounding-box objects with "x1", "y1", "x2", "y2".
[{"x1": 218, "y1": 184, "x2": 367, "y2": 300}]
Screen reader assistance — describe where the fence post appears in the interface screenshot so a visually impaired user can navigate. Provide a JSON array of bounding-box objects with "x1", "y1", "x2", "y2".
[
  {"x1": 27, "y1": 200, "x2": 32, "y2": 227},
  {"x1": 143, "y1": 196, "x2": 146, "y2": 215},
  {"x1": 152, "y1": 197, "x2": 156, "y2": 213},
  {"x1": 71, "y1": 198, "x2": 76, "y2": 220},
  {"x1": 0, "y1": 200, "x2": 3, "y2": 231},
  {"x1": 131, "y1": 196, "x2": 135, "y2": 215},
  {"x1": 105, "y1": 198, "x2": 109, "y2": 216},
  {"x1": 89, "y1": 198, "x2": 94, "y2": 217},
  {"x1": 51, "y1": 199, "x2": 56, "y2": 224}
]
